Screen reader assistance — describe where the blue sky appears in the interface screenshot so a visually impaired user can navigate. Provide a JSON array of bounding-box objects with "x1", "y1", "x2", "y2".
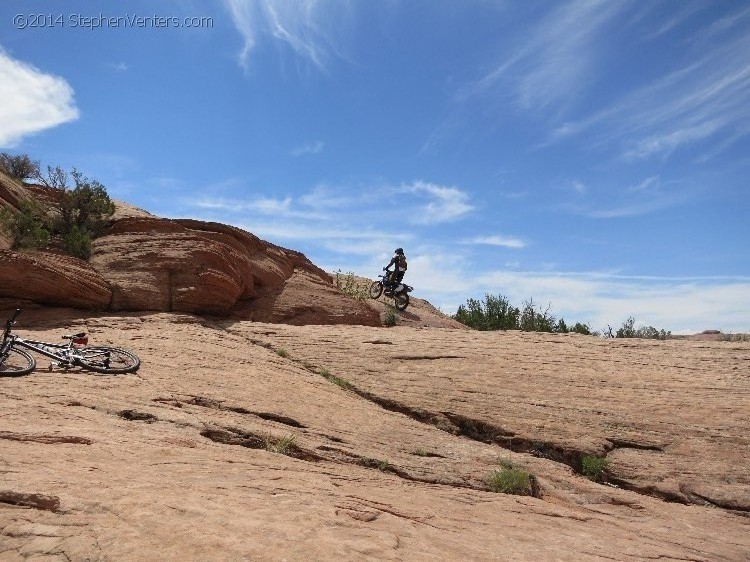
[{"x1": 1, "y1": 0, "x2": 749, "y2": 333}]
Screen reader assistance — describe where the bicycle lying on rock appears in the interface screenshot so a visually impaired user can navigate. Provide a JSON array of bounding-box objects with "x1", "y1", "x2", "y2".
[
  {"x1": 0, "y1": 309, "x2": 140, "y2": 376},
  {"x1": 369, "y1": 269, "x2": 413, "y2": 311}
]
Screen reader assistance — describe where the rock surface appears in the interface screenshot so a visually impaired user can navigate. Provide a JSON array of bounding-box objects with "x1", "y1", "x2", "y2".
[
  {"x1": 0, "y1": 177, "x2": 397, "y2": 326},
  {"x1": 0, "y1": 250, "x2": 112, "y2": 310},
  {"x1": 0, "y1": 309, "x2": 748, "y2": 560}
]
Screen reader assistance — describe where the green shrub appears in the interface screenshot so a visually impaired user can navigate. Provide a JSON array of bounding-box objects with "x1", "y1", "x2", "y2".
[
  {"x1": 453, "y1": 293, "x2": 594, "y2": 335},
  {"x1": 519, "y1": 298, "x2": 555, "y2": 332},
  {"x1": 581, "y1": 455, "x2": 609, "y2": 482},
  {"x1": 383, "y1": 304, "x2": 397, "y2": 327},
  {"x1": 0, "y1": 202, "x2": 50, "y2": 250},
  {"x1": 275, "y1": 348, "x2": 289, "y2": 358},
  {"x1": 616, "y1": 317, "x2": 670, "y2": 340},
  {"x1": 62, "y1": 224, "x2": 92, "y2": 259},
  {"x1": 335, "y1": 270, "x2": 369, "y2": 300},
  {"x1": 571, "y1": 322, "x2": 592, "y2": 335},
  {"x1": 361, "y1": 458, "x2": 390, "y2": 471},
  {"x1": 454, "y1": 294, "x2": 519, "y2": 331},
  {"x1": 487, "y1": 461, "x2": 534, "y2": 495},
  {"x1": 56, "y1": 169, "x2": 115, "y2": 238}
]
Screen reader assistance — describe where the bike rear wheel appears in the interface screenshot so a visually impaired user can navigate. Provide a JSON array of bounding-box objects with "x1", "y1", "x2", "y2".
[
  {"x1": 369, "y1": 281, "x2": 384, "y2": 299},
  {"x1": 394, "y1": 292, "x2": 409, "y2": 311},
  {"x1": 0, "y1": 348, "x2": 36, "y2": 377},
  {"x1": 76, "y1": 347, "x2": 140, "y2": 374}
]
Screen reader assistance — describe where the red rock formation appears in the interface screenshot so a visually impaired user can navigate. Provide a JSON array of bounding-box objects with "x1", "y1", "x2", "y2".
[
  {"x1": 0, "y1": 250, "x2": 111, "y2": 309},
  {"x1": 0, "y1": 175, "x2": 428, "y2": 327}
]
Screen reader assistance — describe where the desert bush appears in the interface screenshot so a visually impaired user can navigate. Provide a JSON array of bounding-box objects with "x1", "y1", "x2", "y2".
[
  {"x1": 383, "y1": 304, "x2": 397, "y2": 327},
  {"x1": 453, "y1": 294, "x2": 519, "y2": 331},
  {"x1": 35, "y1": 165, "x2": 69, "y2": 190},
  {"x1": 616, "y1": 316, "x2": 670, "y2": 340},
  {"x1": 520, "y1": 298, "x2": 555, "y2": 332},
  {"x1": 56, "y1": 169, "x2": 115, "y2": 239},
  {"x1": 275, "y1": 348, "x2": 289, "y2": 358},
  {"x1": 62, "y1": 225, "x2": 92, "y2": 259},
  {"x1": 581, "y1": 455, "x2": 609, "y2": 482},
  {"x1": 360, "y1": 458, "x2": 390, "y2": 471},
  {"x1": 454, "y1": 293, "x2": 594, "y2": 335},
  {"x1": 335, "y1": 270, "x2": 369, "y2": 301},
  {"x1": 717, "y1": 333, "x2": 750, "y2": 342},
  {"x1": 0, "y1": 202, "x2": 50, "y2": 250},
  {"x1": 0, "y1": 153, "x2": 40, "y2": 180},
  {"x1": 487, "y1": 460, "x2": 534, "y2": 495}
]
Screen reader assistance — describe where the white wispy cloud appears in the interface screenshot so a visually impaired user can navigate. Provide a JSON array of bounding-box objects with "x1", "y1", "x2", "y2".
[
  {"x1": 551, "y1": 10, "x2": 750, "y2": 161},
  {"x1": 223, "y1": 0, "x2": 349, "y2": 70},
  {"x1": 627, "y1": 175, "x2": 660, "y2": 193},
  {"x1": 467, "y1": 235, "x2": 526, "y2": 249},
  {"x1": 0, "y1": 48, "x2": 79, "y2": 147},
  {"x1": 191, "y1": 195, "x2": 323, "y2": 219},
  {"x1": 108, "y1": 62, "x2": 129, "y2": 72},
  {"x1": 405, "y1": 180, "x2": 473, "y2": 224},
  {"x1": 291, "y1": 140, "x2": 324, "y2": 156},
  {"x1": 463, "y1": 0, "x2": 626, "y2": 111}
]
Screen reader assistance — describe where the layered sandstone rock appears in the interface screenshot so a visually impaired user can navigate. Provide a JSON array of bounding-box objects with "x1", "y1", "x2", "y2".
[
  {"x1": 0, "y1": 177, "x2": 448, "y2": 327},
  {"x1": 234, "y1": 268, "x2": 381, "y2": 326},
  {"x1": 0, "y1": 250, "x2": 111, "y2": 309},
  {"x1": 88, "y1": 217, "x2": 345, "y2": 317}
]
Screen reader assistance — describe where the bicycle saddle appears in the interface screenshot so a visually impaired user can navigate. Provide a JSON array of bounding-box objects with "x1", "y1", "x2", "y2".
[{"x1": 63, "y1": 332, "x2": 87, "y2": 339}]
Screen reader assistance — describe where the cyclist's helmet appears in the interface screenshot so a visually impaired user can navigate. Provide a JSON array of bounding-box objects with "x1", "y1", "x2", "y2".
[{"x1": 395, "y1": 247, "x2": 404, "y2": 255}]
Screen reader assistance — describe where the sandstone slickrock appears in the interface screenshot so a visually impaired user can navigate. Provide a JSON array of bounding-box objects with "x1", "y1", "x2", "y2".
[
  {"x1": 0, "y1": 250, "x2": 112, "y2": 309},
  {"x1": 0, "y1": 310, "x2": 748, "y2": 560},
  {"x1": 0, "y1": 177, "x2": 387, "y2": 326}
]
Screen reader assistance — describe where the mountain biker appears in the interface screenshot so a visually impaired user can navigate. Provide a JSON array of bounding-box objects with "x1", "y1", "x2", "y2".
[{"x1": 384, "y1": 248, "x2": 407, "y2": 288}]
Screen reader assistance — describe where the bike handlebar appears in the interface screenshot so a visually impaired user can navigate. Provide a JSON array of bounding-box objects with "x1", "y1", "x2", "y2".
[{"x1": 3, "y1": 309, "x2": 21, "y2": 342}]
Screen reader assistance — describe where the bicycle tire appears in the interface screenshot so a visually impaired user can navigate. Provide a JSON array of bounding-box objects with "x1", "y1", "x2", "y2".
[
  {"x1": 75, "y1": 347, "x2": 140, "y2": 374},
  {"x1": 394, "y1": 292, "x2": 409, "y2": 311},
  {"x1": 369, "y1": 281, "x2": 383, "y2": 299},
  {"x1": 0, "y1": 347, "x2": 36, "y2": 377}
]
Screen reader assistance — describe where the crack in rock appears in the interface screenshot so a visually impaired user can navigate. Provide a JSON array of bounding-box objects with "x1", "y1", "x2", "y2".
[
  {"x1": 182, "y1": 396, "x2": 307, "y2": 428},
  {"x1": 0, "y1": 490, "x2": 60, "y2": 512},
  {"x1": 200, "y1": 426, "x2": 321, "y2": 462},
  {"x1": 118, "y1": 410, "x2": 159, "y2": 423},
  {"x1": 0, "y1": 431, "x2": 92, "y2": 445}
]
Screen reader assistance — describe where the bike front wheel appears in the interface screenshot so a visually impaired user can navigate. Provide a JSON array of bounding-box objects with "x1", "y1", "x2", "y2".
[
  {"x1": 394, "y1": 292, "x2": 409, "y2": 311},
  {"x1": 0, "y1": 348, "x2": 36, "y2": 377},
  {"x1": 369, "y1": 281, "x2": 384, "y2": 299},
  {"x1": 76, "y1": 347, "x2": 140, "y2": 374}
]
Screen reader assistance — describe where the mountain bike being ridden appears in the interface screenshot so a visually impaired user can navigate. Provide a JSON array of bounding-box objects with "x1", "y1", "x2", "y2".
[{"x1": 0, "y1": 309, "x2": 140, "y2": 376}]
